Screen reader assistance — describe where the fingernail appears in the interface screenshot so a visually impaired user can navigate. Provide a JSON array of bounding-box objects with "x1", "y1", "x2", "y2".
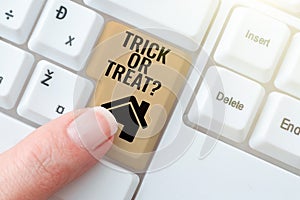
[{"x1": 67, "y1": 107, "x2": 118, "y2": 151}]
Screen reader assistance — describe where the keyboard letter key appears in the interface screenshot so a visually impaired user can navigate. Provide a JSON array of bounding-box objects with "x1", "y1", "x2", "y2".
[
  {"x1": 28, "y1": 0, "x2": 104, "y2": 71},
  {"x1": 18, "y1": 61, "x2": 94, "y2": 125},
  {"x1": 214, "y1": 7, "x2": 290, "y2": 83}
]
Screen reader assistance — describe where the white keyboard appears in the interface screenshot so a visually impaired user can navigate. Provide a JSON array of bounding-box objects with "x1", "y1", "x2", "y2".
[{"x1": 2, "y1": 0, "x2": 300, "y2": 199}]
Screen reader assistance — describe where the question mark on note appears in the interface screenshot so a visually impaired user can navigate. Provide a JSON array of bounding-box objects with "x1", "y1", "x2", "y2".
[{"x1": 150, "y1": 81, "x2": 162, "y2": 96}]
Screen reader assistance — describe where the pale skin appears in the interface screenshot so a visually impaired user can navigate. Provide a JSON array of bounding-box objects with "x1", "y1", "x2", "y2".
[{"x1": 0, "y1": 108, "x2": 116, "y2": 200}]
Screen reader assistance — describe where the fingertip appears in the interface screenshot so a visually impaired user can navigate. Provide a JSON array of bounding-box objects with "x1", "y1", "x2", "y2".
[
  {"x1": 0, "y1": 107, "x2": 118, "y2": 200},
  {"x1": 67, "y1": 107, "x2": 118, "y2": 152}
]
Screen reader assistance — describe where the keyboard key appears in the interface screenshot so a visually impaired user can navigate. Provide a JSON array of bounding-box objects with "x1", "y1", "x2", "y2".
[
  {"x1": 250, "y1": 92, "x2": 300, "y2": 169},
  {"x1": 214, "y1": 7, "x2": 290, "y2": 83},
  {"x1": 0, "y1": 41, "x2": 34, "y2": 109},
  {"x1": 84, "y1": 0, "x2": 219, "y2": 51},
  {"x1": 0, "y1": 0, "x2": 45, "y2": 44},
  {"x1": 264, "y1": 0, "x2": 300, "y2": 14},
  {"x1": 275, "y1": 33, "x2": 300, "y2": 99},
  {"x1": 53, "y1": 161, "x2": 139, "y2": 200},
  {"x1": 136, "y1": 126, "x2": 300, "y2": 200},
  {"x1": 28, "y1": 0, "x2": 104, "y2": 71},
  {"x1": 0, "y1": 112, "x2": 34, "y2": 153},
  {"x1": 86, "y1": 21, "x2": 191, "y2": 170},
  {"x1": 187, "y1": 67, "x2": 265, "y2": 142},
  {"x1": 17, "y1": 61, "x2": 94, "y2": 125}
]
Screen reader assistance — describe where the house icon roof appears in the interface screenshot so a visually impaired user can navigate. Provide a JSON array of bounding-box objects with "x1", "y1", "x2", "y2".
[{"x1": 102, "y1": 96, "x2": 150, "y2": 142}]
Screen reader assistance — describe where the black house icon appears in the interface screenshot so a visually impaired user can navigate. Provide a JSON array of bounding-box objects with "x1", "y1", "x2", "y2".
[{"x1": 102, "y1": 96, "x2": 150, "y2": 142}]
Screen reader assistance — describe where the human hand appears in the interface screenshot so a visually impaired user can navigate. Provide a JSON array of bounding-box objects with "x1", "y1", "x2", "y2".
[{"x1": 0, "y1": 107, "x2": 118, "y2": 200}]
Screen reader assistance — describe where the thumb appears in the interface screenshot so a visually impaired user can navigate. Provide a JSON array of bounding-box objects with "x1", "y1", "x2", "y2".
[{"x1": 0, "y1": 107, "x2": 118, "y2": 200}]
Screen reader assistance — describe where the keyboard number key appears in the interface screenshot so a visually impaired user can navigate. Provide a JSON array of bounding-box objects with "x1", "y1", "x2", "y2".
[{"x1": 17, "y1": 61, "x2": 94, "y2": 125}]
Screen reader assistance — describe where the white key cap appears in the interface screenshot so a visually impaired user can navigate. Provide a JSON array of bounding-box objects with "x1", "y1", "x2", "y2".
[
  {"x1": 0, "y1": 0, "x2": 45, "y2": 44},
  {"x1": 214, "y1": 7, "x2": 290, "y2": 83},
  {"x1": 264, "y1": 0, "x2": 300, "y2": 14},
  {"x1": 136, "y1": 84, "x2": 300, "y2": 200},
  {"x1": 188, "y1": 67, "x2": 264, "y2": 142},
  {"x1": 28, "y1": 0, "x2": 104, "y2": 71},
  {"x1": 0, "y1": 41, "x2": 34, "y2": 109},
  {"x1": 136, "y1": 130, "x2": 300, "y2": 200},
  {"x1": 0, "y1": 112, "x2": 34, "y2": 153},
  {"x1": 275, "y1": 33, "x2": 300, "y2": 99},
  {"x1": 17, "y1": 61, "x2": 94, "y2": 125},
  {"x1": 53, "y1": 161, "x2": 139, "y2": 200},
  {"x1": 84, "y1": 0, "x2": 219, "y2": 51},
  {"x1": 250, "y1": 92, "x2": 300, "y2": 169}
]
